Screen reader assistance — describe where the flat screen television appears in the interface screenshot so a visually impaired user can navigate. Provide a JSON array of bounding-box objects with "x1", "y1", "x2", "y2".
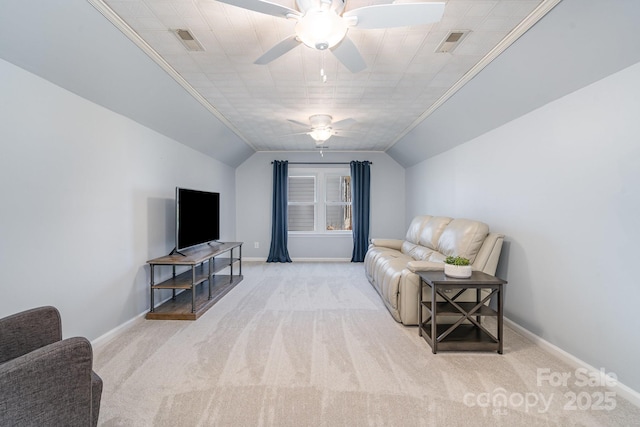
[{"x1": 175, "y1": 187, "x2": 220, "y2": 252}]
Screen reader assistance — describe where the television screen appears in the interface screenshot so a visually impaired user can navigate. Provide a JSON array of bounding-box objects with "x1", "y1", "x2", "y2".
[{"x1": 176, "y1": 188, "x2": 220, "y2": 251}]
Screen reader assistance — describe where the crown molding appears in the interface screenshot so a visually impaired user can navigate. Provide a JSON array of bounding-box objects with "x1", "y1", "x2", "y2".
[{"x1": 87, "y1": 0, "x2": 256, "y2": 150}]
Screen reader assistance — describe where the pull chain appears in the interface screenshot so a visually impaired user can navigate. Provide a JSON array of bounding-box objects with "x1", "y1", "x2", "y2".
[{"x1": 320, "y1": 51, "x2": 327, "y2": 83}]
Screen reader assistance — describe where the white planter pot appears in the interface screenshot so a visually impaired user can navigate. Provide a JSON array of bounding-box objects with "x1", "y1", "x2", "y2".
[{"x1": 444, "y1": 263, "x2": 472, "y2": 278}]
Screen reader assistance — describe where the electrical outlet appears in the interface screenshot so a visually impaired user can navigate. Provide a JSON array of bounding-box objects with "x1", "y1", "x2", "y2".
[{"x1": 254, "y1": 242, "x2": 259, "y2": 249}]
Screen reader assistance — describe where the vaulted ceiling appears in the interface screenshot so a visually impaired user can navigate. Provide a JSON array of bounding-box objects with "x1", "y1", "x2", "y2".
[
  {"x1": 93, "y1": 0, "x2": 554, "y2": 153},
  {"x1": 2, "y1": 1, "x2": 640, "y2": 167}
]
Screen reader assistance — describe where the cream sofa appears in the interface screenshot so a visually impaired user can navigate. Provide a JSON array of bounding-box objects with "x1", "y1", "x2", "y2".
[{"x1": 364, "y1": 215, "x2": 504, "y2": 325}]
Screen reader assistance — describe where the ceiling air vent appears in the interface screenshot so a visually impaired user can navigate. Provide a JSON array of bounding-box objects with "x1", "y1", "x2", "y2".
[
  {"x1": 174, "y1": 29, "x2": 205, "y2": 52},
  {"x1": 436, "y1": 30, "x2": 470, "y2": 53}
]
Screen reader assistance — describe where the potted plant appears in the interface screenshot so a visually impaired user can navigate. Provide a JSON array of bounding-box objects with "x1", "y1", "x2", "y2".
[{"x1": 444, "y1": 256, "x2": 472, "y2": 278}]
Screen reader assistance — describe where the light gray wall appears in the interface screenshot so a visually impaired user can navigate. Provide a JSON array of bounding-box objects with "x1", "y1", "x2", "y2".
[
  {"x1": 0, "y1": 58, "x2": 236, "y2": 341},
  {"x1": 406, "y1": 61, "x2": 640, "y2": 393},
  {"x1": 0, "y1": 0, "x2": 254, "y2": 167},
  {"x1": 389, "y1": 0, "x2": 640, "y2": 167},
  {"x1": 236, "y1": 151, "x2": 406, "y2": 259}
]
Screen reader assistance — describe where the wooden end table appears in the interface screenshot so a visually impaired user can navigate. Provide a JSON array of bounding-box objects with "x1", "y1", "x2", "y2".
[{"x1": 417, "y1": 270, "x2": 507, "y2": 354}]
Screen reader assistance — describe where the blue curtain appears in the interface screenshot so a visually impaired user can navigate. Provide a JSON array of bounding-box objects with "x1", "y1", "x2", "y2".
[
  {"x1": 267, "y1": 160, "x2": 292, "y2": 263},
  {"x1": 350, "y1": 161, "x2": 371, "y2": 262}
]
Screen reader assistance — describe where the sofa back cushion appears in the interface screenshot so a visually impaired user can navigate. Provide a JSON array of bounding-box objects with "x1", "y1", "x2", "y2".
[
  {"x1": 404, "y1": 215, "x2": 431, "y2": 244},
  {"x1": 418, "y1": 216, "x2": 452, "y2": 249},
  {"x1": 402, "y1": 216, "x2": 433, "y2": 259},
  {"x1": 436, "y1": 219, "x2": 489, "y2": 263}
]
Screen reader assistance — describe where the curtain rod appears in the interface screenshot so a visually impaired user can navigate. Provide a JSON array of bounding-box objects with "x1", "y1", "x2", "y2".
[{"x1": 270, "y1": 161, "x2": 372, "y2": 165}]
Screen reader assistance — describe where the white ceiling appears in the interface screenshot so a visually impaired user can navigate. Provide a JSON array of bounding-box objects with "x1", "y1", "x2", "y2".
[{"x1": 93, "y1": 0, "x2": 556, "y2": 152}]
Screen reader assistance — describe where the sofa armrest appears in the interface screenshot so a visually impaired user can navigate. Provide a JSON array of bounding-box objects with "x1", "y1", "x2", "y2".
[
  {"x1": 370, "y1": 238, "x2": 404, "y2": 250},
  {"x1": 407, "y1": 260, "x2": 445, "y2": 272},
  {"x1": 0, "y1": 337, "x2": 95, "y2": 426},
  {"x1": 0, "y1": 306, "x2": 62, "y2": 364},
  {"x1": 472, "y1": 233, "x2": 504, "y2": 275}
]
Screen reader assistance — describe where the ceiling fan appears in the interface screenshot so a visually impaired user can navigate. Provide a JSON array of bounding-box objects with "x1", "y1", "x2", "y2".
[
  {"x1": 288, "y1": 114, "x2": 357, "y2": 143},
  {"x1": 216, "y1": 0, "x2": 445, "y2": 72}
]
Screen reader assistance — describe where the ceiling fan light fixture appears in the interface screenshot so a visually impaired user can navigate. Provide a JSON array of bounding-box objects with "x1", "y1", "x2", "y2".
[
  {"x1": 309, "y1": 127, "x2": 333, "y2": 142},
  {"x1": 295, "y1": 9, "x2": 347, "y2": 50}
]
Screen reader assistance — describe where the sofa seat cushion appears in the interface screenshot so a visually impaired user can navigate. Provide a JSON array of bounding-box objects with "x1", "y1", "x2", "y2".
[
  {"x1": 407, "y1": 260, "x2": 445, "y2": 272},
  {"x1": 400, "y1": 241, "x2": 417, "y2": 256},
  {"x1": 407, "y1": 245, "x2": 435, "y2": 261}
]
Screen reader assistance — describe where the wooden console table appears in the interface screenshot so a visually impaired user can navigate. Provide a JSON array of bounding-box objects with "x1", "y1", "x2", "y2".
[
  {"x1": 146, "y1": 242, "x2": 243, "y2": 320},
  {"x1": 418, "y1": 270, "x2": 507, "y2": 353}
]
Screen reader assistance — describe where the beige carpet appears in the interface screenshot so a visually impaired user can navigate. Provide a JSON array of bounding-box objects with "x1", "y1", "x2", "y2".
[{"x1": 94, "y1": 262, "x2": 640, "y2": 426}]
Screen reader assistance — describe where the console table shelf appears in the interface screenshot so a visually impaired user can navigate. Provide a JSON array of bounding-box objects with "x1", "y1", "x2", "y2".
[
  {"x1": 420, "y1": 324, "x2": 500, "y2": 352},
  {"x1": 151, "y1": 264, "x2": 209, "y2": 290},
  {"x1": 146, "y1": 275, "x2": 242, "y2": 320},
  {"x1": 146, "y1": 242, "x2": 243, "y2": 320}
]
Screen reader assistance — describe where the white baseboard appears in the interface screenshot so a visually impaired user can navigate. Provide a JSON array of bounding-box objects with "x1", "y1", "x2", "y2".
[
  {"x1": 505, "y1": 317, "x2": 640, "y2": 408},
  {"x1": 91, "y1": 294, "x2": 177, "y2": 350},
  {"x1": 91, "y1": 310, "x2": 146, "y2": 350}
]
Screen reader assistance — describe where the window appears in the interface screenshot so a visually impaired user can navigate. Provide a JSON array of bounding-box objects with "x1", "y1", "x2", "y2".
[
  {"x1": 325, "y1": 174, "x2": 352, "y2": 231},
  {"x1": 288, "y1": 175, "x2": 315, "y2": 231},
  {"x1": 288, "y1": 168, "x2": 351, "y2": 233}
]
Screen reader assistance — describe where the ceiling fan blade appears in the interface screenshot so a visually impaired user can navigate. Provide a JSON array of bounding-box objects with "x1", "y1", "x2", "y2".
[
  {"x1": 216, "y1": 0, "x2": 300, "y2": 19},
  {"x1": 344, "y1": 2, "x2": 445, "y2": 29},
  {"x1": 255, "y1": 35, "x2": 301, "y2": 64},
  {"x1": 333, "y1": 130, "x2": 362, "y2": 137},
  {"x1": 330, "y1": 36, "x2": 367, "y2": 73},
  {"x1": 332, "y1": 118, "x2": 357, "y2": 129},
  {"x1": 295, "y1": 0, "x2": 316, "y2": 13},
  {"x1": 287, "y1": 119, "x2": 310, "y2": 128},
  {"x1": 281, "y1": 131, "x2": 312, "y2": 137}
]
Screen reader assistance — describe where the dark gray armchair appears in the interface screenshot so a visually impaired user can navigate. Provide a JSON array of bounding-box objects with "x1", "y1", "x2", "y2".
[{"x1": 0, "y1": 306, "x2": 102, "y2": 426}]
